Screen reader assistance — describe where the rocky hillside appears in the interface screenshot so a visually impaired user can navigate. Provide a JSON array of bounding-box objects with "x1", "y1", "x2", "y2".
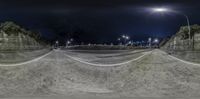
[
  {"x1": 0, "y1": 22, "x2": 48, "y2": 51},
  {"x1": 162, "y1": 24, "x2": 200, "y2": 51}
]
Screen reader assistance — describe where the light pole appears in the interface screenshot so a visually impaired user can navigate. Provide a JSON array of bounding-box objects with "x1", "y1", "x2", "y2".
[
  {"x1": 121, "y1": 35, "x2": 129, "y2": 45},
  {"x1": 151, "y1": 7, "x2": 191, "y2": 49},
  {"x1": 183, "y1": 14, "x2": 191, "y2": 48},
  {"x1": 117, "y1": 38, "x2": 121, "y2": 45},
  {"x1": 148, "y1": 37, "x2": 152, "y2": 48},
  {"x1": 153, "y1": 38, "x2": 159, "y2": 48},
  {"x1": 124, "y1": 35, "x2": 129, "y2": 45}
]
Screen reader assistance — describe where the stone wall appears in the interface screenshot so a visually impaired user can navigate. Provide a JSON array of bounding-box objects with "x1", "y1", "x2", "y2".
[
  {"x1": 162, "y1": 25, "x2": 200, "y2": 51},
  {"x1": 0, "y1": 32, "x2": 42, "y2": 51},
  {"x1": 0, "y1": 22, "x2": 46, "y2": 51},
  {"x1": 194, "y1": 33, "x2": 200, "y2": 50},
  {"x1": 161, "y1": 25, "x2": 200, "y2": 63}
]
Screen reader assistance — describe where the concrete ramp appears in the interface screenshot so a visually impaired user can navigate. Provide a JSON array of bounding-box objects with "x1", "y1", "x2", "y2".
[{"x1": 0, "y1": 49, "x2": 200, "y2": 98}]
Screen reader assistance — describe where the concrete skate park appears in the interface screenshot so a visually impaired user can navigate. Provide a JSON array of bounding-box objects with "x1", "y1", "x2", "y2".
[
  {"x1": 1, "y1": 47, "x2": 200, "y2": 99},
  {"x1": 0, "y1": 21, "x2": 200, "y2": 99},
  {"x1": 2, "y1": 0, "x2": 200, "y2": 98}
]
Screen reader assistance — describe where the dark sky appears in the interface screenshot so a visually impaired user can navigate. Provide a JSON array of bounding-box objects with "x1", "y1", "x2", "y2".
[{"x1": 0, "y1": 0, "x2": 200, "y2": 44}]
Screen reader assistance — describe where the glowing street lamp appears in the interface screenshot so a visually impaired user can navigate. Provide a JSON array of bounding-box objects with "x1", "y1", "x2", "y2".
[
  {"x1": 67, "y1": 41, "x2": 71, "y2": 44},
  {"x1": 128, "y1": 41, "x2": 132, "y2": 45},
  {"x1": 148, "y1": 37, "x2": 152, "y2": 48},
  {"x1": 154, "y1": 38, "x2": 159, "y2": 43},
  {"x1": 120, "y1": 34, "x2": 130, "y2": 45},
  {"x1": 122, "y1": 35, "x2": 126, "y2": 38},
  {"x1": 125, "y1": 36, "x2": 129, "y2": 40},
  {"x1": 152, "y1": 8, "x2": 169, "y2": 12}
]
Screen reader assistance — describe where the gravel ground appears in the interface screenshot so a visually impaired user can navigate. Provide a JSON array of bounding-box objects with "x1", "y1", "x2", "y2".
[{"x1": 0, "y1": 49, "x2": 200, "y2": 99}]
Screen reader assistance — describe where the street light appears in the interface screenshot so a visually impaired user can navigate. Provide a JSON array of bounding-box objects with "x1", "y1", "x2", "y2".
[
  {"x1": 148, "y1": 37, "x2": 152, "y2": 48},
  {"x1": 154, "y1": 38, "x2": 159, "y2": 43},
  {"x1": 121, "y1": 34, "x2": 130, "y2": 45},
  {"x1": 151, "y1": 7, "x2": 191, "y2": 49},
  {"x1": 152, "y1": 8, "x2": 169, "y2": 12},
  {"x1": 67, "y1": 41, "x2": 71, "y2": 44},
  {"x1": 117, "y1": 38, "x2": 121, "y2": 45},
  {"x1": 125, "y1": 36, "x2": 129, "y2": 40},
  {"x1": 122, "y1": 35, "x2": 126, "y2": 38},
  {"x1": 152, "y1": 38, "x2": 159, "y2": 48}
]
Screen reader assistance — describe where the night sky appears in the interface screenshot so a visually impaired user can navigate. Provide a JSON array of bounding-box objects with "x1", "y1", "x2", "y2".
[{"x1": 0, "y1": 0, "x2": 200, "y2": 44}]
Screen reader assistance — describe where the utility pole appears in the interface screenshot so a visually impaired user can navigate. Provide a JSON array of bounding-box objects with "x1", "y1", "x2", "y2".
[{"x1": 148, "y1": 37, "x2": 152, "y2": 48}]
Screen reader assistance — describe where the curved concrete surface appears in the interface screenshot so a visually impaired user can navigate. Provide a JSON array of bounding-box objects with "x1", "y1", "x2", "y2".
[
  {"x1": 0, "y1": 49, "x2": 52, "y2": 64},
  {"x1": 0, "y1": 49, "x2": 200, "y2": 98},
  {"x1": 0, "y1": 51, "x2": 53, "y2": 66},
  {"x1": 63, "y1": 51, "x2": 151, "y2": 66}
]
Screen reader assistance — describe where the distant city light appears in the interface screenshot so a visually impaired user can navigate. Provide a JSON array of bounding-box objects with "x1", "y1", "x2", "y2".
[
  {"x1": 67, "y1": 41, "x2": 71, "y2": 44},
  {"x1": 126, "y1": 36, "x2": 129, "y2": 40},
  {"x1": 122, "y1": 35, "x2": 126, "y2": 38},
  {"x1": 148, "y1": 37, "x2": 152, "y2": 42}
]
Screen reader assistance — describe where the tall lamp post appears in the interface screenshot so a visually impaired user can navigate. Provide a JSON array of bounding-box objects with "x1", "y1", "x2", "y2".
[
  {"x1": 151, "y1": 7, "x2": 191, "y2": 49},
  {"x1": 183, "y1": 14, "x2": 191, "y2": 48},
  {"x1": 122, "y1": 35, "x2": 129, "y2": 45}
]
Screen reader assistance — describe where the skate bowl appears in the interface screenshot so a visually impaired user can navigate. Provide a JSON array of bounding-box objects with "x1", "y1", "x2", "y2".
[{"x1": 0, "y1": 49, "x2": 200, "y2": 99}]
